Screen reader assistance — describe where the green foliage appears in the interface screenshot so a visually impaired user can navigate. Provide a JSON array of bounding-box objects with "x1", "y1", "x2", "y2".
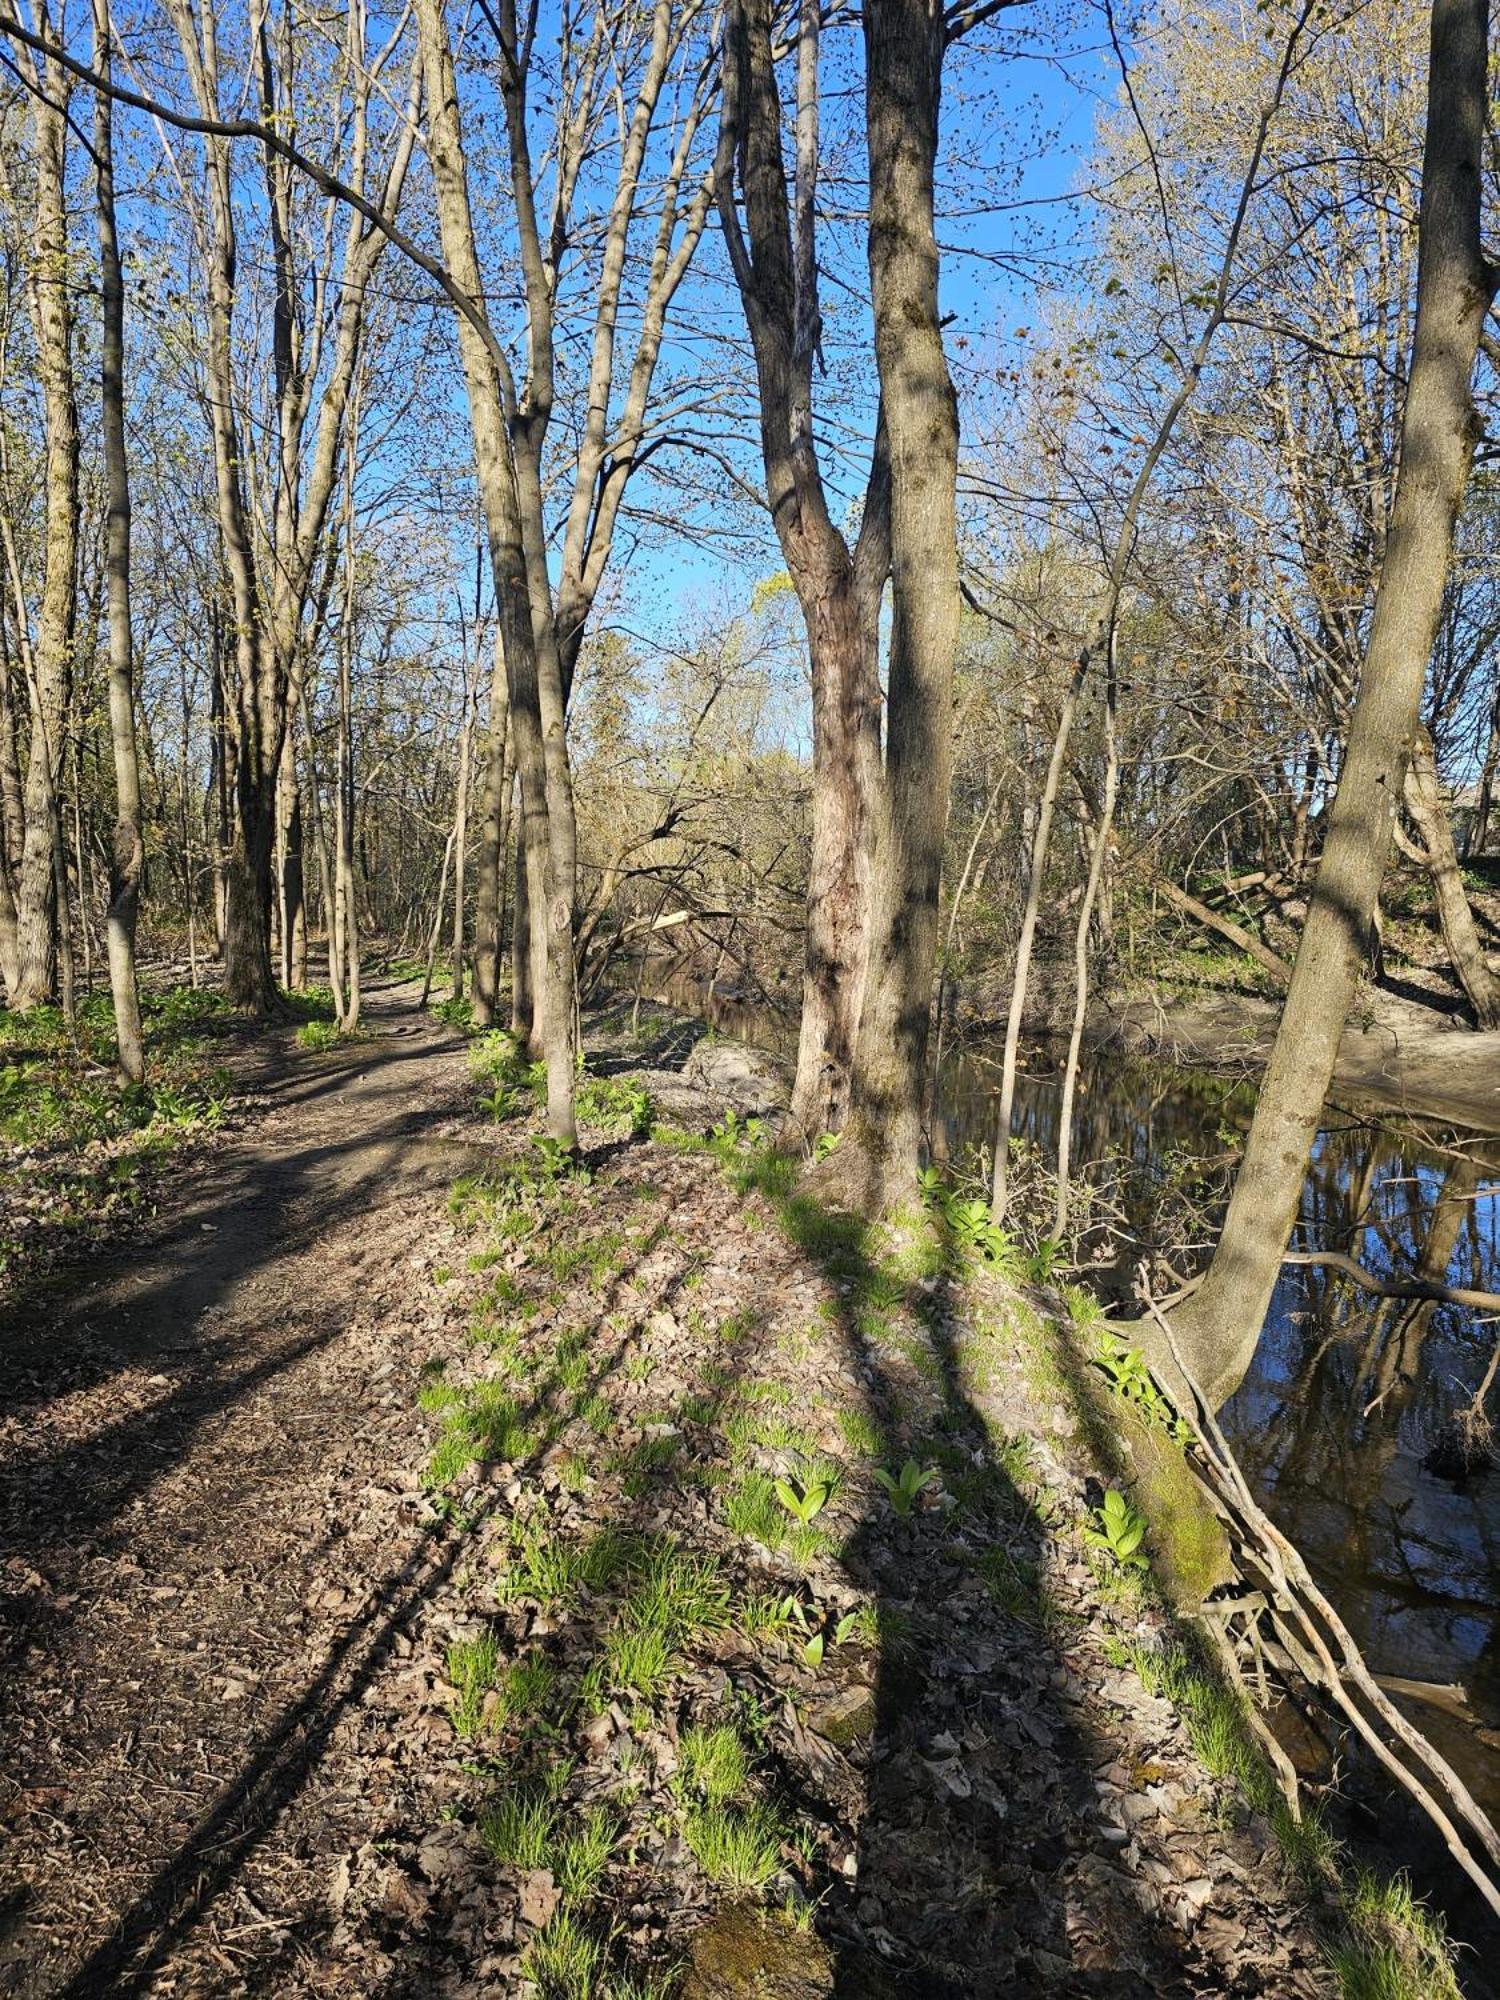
[
  {"x1": 872, "y1": 1458, "x2": 940, "y2": 1518},
  {"x1": 279, "y1": 986, "x2": 338, "y2": 1023},
  {"x1": 576, "y1": 1073, "x2": 656, "y2": 1138},
  {"x1": 533, "y1": 1134, "x2": 594, "y2": 1185},
  {"x1": 446, "y1": 1629, "x2": 501, "y2": 1737},
  {"x1": 1091, "y1": 1329, "x2": 1188, "y2": 1439},
  {"x1": 772, "y1": 1471, "x2": 835, "y2": 1525},
  {"x1": 0, "y1": 984, "x2": 236, "y2": 1278},
  {"x1": 294, "y1": 1019, "x2": 341, "y2": 1052},
  {"x1": 1086, "y1": 1487, "x2": 1148, "y2": 1569},
  {"x1": 431, "y1": 994, "x2": 474, "y2": 1030},
  {"x1": 916, "y1": 1170, "x2": 1023, "y2": 1274}
]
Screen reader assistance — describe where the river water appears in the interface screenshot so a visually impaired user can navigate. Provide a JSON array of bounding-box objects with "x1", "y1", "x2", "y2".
[{"x1": 646, "y1": 972, "x2": 1500, "y2": 1809}]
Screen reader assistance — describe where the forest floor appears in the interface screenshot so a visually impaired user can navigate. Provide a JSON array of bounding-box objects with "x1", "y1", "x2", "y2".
[{"x1": 0, "y1": 983, "x2": 1471, "y2": 1998}]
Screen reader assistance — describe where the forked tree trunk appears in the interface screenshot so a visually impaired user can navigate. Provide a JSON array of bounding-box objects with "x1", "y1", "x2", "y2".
[
  {"x1": 1403, "y1": 721, "x2": 1500, "y2": 1024},
  {"x1": 1167, "y1": 0, "x2": 1497, "y2": 1405},
  {"x1": 823, "y1": 0, "x2": 958, "y2": 1206},
  {"x1": 93, "y1": 0, "x2": 145, "y2": 1080},
  {"x1": 717, "y1": 0, "x2": 889, "y2": 1142},
  {"x1": 415, "y1": 0, "x2": 576, "y2": 1144}
]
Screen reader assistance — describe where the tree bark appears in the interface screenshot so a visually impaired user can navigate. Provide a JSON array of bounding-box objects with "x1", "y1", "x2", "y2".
[
  {"x1": 414, "y1": 0, "x2": 576, "y2": 1144},
  {"x1": 472, "y1": 632, "x2": 512, "y2": 1029},
  {"x1": 93, "y1": 0, "x2": 145, "y2": 1080},
  {"x1": 824, "y1": 0, "x2": 958, "y2": 1206},
  {"x1": 1168, "y1": 0, "x2": 1498, "y2": 1405},
  {"x1": 8, "y1": 22, "x2": 79, "y2": 1010},
  {"x1": 1403, "y1": 721, "x2": 1500, "y2": 1023},
  {"x1": 717, "y1": 0, "x2": 889, "y2": 1141}
]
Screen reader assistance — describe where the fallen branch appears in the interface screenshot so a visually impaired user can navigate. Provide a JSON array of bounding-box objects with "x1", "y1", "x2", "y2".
[
  {"x1": 1282, "y1": 1248, "x2": 1500, "y2": 1314},
  {"x1": 1151, "y1": 875, "x2": 1293, "y2": 987},
  {"x1": 1143, "y1": 1294, "x2": 1500, "y2": 1920}
]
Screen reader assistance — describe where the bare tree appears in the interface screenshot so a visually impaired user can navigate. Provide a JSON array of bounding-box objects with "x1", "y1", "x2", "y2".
[{"x1": 1167, "y1": 0, "x2": 1498, "y2": 1404}]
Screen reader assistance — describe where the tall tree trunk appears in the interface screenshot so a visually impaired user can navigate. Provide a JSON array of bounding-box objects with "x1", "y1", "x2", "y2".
[
  {"x1": 472, "y1": 632, "x2": 512, "y2": 1029},
  {"x1": 825, "y1": 0, "x2": 957, "y2": 1205},
  {"x1": 414, "y1": 0, "x2": 576, "y2": 1144},
  {"x1": 93, "y1": 0, "x2": 145, "y2": 1080},
  {"x1": 511, "y1": 803, "x2": 535, "y2": 1044},
  {"x1": 789, "y1": 587, "x2": 881, "y2": 1140},
  {"x1": 717, "y1": 0, "x2": 889, "y2": 1140},
  {"x1": 1403, "y1": 721, "x2": 1500, "y2": 1023},
  {"x1": 11, "y1": 41, "x2": 79, "y2": 1011},
  {"x1": 277, "y1": 732, "x2": 307, "y2": 990},
  {"x1": 1168, "y1": 0, "x2": 1498, "y2": 1406},
  {"x1": 450, "y1": 679, "x2": 474, "y2": 1001}
]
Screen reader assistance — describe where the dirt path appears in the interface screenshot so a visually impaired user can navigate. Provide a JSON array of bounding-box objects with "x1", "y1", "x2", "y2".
[{"x1": 0, "y1": 986, "x2": 476, "y2": 1997}]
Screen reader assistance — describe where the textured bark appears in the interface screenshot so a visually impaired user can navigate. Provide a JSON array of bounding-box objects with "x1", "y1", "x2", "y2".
[
  {"x1": 717, "y1": 0, "x2": 889, "y2": 1141},
  {"x1": 9, "y1": 26, "x2": 79, "y2": 1009},
  {"x1": 93, "y1": 0, "x2": 145, "y2": 1080},
  {"x1": 1403, "y1": 722, "x2": 1500, "y2": 1024},
  {"x1": 415, "y1": 0, "x2": 576, "y2": 1143},
  {"x1": 1169, "y1": 0, "x2": 1498, "y2": 1405},
  {"x1": 471, "y1": 635, "x2": 512, "y2": 1030},
  {"x1": 824, "y1": 0, "x2": 958, "y2": 1205}
]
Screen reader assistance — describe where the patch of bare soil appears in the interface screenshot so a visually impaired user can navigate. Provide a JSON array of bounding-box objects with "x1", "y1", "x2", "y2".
[{"x1": 0, "y1": 998, "x2": 1411, "y2": 1997}]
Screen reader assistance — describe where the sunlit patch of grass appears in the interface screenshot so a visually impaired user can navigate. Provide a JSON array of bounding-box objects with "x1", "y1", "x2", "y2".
[
  {"x1": 554, "y1": 1806, "x2": 621, "y2": 1902},
  {"x1": 447, "y1": 1629, "x2": 501, "y2": 1737},
  {"x1": 419, "y1": 1376, "x2": 533, "y2": 1487},
  {"x1": 677, "y1": 1723, "x2": 749, "y2": 1807},
  {"x1": 507, "y1": 1524, "x2": 638, "y2": 1610},
  {"x1": 724, "y1": 1472, "x2": 786, "y2": 1549},
  {"x1": 682, "y1": 1801, "x2": 787, "y2": 1890},
  {"x1": 1326, "y1": 1871, "x2": 1462, "y2": 2000},
  {"x1": 481, "y1": 1787, "x2": 556, "y2": 1868},
  {"x1": 835, "y1": 1405, "x2": 884, "y2": 1458}
]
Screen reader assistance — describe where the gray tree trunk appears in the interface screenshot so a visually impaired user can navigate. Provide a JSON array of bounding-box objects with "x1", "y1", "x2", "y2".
[{"x1": 1168, "y1": 0, "x2": 1498, "y2": 1405}]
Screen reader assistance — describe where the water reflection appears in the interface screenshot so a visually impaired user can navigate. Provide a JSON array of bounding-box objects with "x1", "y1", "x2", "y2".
[{"x1": 638, "y1": 970, "x2": 1500, "y2": 1802}]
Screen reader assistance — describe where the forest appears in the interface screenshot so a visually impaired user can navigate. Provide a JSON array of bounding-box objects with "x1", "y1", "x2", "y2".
[{"x1": 1, "y1": 0, "x2": 1500, "y2": 1991}]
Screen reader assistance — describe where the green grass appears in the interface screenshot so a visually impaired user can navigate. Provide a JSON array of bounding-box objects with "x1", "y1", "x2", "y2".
[
  {"x1": 293, "y1": 1018, "x2": 341, "y2": 1051},
  {"x1": 677, "y1": 1723, "x2": 749, "y2": 1806},
  {"x1": 522, "y1": 1912, "x2": 609, "y2": 1999},
  {"x1": 481, "y1": 1787, "x2": 557, "y2": 1868},
  {"x1": 724, "y1": 1472, "x2": 786, "y2": 1549},
  {"x1": 419, "y1": 1376, "x2": 533, "y2": 1488},
  {"x1": 555, "y1": 1807, "x2": 621, "y2": 1901},
  {"x1": 682, "y1": 1801, "x2": 787, "y2": 1890},
  {"x1": 835, "y1": 1406, "x2": 885, "y2": 1458},
  {"x1": 447, "y1": 1629, "x2": 501, "y2": 1738},
  {"x1": 1326, "y1": 1872, "x2": 1462, "y2": 2000},
  {"x1": 506, "y1": 1524, "x2": 639, "y2": 1610}
]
